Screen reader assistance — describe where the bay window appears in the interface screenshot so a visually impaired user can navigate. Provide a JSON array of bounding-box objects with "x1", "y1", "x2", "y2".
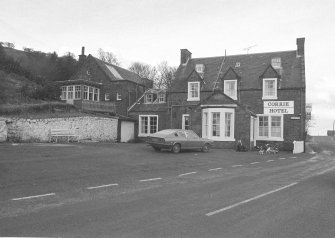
[{"x1": 202, "y1": 108, "x2": 235, "y2": 141}]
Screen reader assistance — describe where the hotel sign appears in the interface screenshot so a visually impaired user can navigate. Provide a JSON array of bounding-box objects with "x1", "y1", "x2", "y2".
[{"x1": 264, "y1": 101, "x2": 294, "y2": 114}]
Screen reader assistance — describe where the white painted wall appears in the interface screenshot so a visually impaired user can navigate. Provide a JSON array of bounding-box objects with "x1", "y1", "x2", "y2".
[
  {"x1": 120, "y1": 121, "x2": 134, "y2": 142},
  {"x1": 1, "y1": 116, "x2": 118, "y2": 142}
]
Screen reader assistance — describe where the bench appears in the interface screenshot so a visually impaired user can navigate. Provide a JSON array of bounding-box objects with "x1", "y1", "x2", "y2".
[{"x1": 49, "y1": 128, "x2": 79, "y2": 143}]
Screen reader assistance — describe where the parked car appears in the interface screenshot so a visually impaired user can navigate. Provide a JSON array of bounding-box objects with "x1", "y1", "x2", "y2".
[{"x1": 146, "y1": 129, "x2": 214, "y2": 153}]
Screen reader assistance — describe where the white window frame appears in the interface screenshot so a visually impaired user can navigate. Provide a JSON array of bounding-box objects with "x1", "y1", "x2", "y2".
[
  {"x1": 83, "y1": 86, "x2": 89, "y2": 100},
  {"x1": 195, "y1": 64, "x2": 204, "y2": 73},
  {"x1": 271, "y1": 58, "x2": 281, "y2": 69},
  {"x1": 262, "y1": 78, "x2": 277, "y2": 100},
  {"x1": 202, "y1": 108, "x2": 235, "y2": 141},
  {"x1": 182, "y1": 114, "x2": 190, "y2": 130},
  {"x1": 224, "y1": 80, "x2": 237, "y2": 100},
  {"x1": 145, "y1": 94, "x2": 153, "y2": 103},
  {"x1": 61, "y1": 86, "x2": 67, "y2": 100},
  {"x1": 158, "y1": 93, "x2": 165, "y2": 103},
  {"x1": 187, "y1": 82, "x2": 200, "y2": 101},
  {"x1": 256, "y1": 114, "x2": 283, "y2": 141},
  {"x1": 74, "y1": 85, "x2": 81, "y2": 99},
  {"x1": 67, "y1": 86, "x2": 73, "y2": 100},
  {"x1": 116, "y1": 92, "x2": 121, "y2": 101},
  {"x1": 138, "y1": 115, "x2": 158, "y2": 136},
  {"x1": 105, "y1": 93, "x2": 110, "y2": 101},
  {"x1": 93, "y1": 88, "x2": 100, "y2": 101}
]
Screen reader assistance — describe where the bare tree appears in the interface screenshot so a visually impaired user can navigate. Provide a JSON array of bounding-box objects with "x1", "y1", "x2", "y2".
[
  {"x1": 156, "y1": 61, "x2": 176, "y2": 89},
  {"x1": 97, "y1": 48, "x2": 120, "y2": 66},
  {"x1": 128, "y1": 61, "x2": 157, "y2": 81}
]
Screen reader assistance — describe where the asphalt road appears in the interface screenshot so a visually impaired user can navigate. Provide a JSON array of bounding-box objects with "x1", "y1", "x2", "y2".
[{"x1": 0, "y1": 136, "x2": 335, "y2": 237}]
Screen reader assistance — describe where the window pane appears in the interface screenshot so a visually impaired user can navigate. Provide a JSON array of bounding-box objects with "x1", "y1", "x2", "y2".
[
  {"x1": 83, "y1": 86, "x2": 88, "y2": 100},
  {"x1": 271, "y1": 116, "x2": 281, "y2": 137},
  {"x1": 265, "y1": 80, "x2": 275, "y2": 97},
  {"x1": 225, "y1": 112, "x2": 232, "y2": 137},
  {"x1": 225, "y1": 81, "x2": 237, "y2": 99},
  {"x1": 190, "y1": 83, "x2": 199, "y2": 98},
  {"x1": 150, "y1": 116, "x2": 157, "y2": 134},
  {"x1": 141, "y1": 117, "x2": 148, "y2": 134},
  {"x1": 212, "y1": 112, "x2": 220, "y2": 137},
  {"x1": 75, "y1": 85, "x2": 81, "y2": 99},
  {"x1": 203, "y1": 112, "x2": 208, "y2": 137},
  {"x1": 67, "y1": 86, "x2": 73, "y2": 99},
  {"x1": 259, "y1": 116, "x2": 269, "y2": 137}
]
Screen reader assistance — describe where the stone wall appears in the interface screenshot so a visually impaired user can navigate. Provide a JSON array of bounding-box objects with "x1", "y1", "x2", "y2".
[{"x1": 0, "y1": 116, "x2": 118, "y2": 142}]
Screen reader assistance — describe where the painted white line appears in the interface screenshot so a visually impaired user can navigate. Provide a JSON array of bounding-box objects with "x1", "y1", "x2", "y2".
[
  {"x1": 206, "y1": 182, "x2": 298, "y2": 216},
  {"x1": 208, "y1": 168, "x2": 222, "y2": 171},
  {"x1": 12, "y1": 193, "x2": 56, "y2": 201},
  {"x1": 232, "y1": 165, "x2": 243, "y2": 167},
  {"x1": 279, "y1": 158, "x2": 287, "y2": 160},
  {"x1": 87, "y1": 184, "x2": 118, "y2": 189},
  {"x1": 178, "y1": 172, "x2": 197, "y2": 177},
  {"x1": 290, "y1": 157, "x2": 297, "y2": 159},
  {"x1": 266, "y1": 160, "x2": 274, "y2": 162},
  {"x1": 139, "y1": 178, "x2": 162, "y2": 182},
  {"x1": 250, "y1": 162, "x2": 260, "y2": 165}
]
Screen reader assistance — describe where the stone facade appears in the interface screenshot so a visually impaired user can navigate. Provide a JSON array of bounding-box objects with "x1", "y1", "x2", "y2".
[{"x1": 1, "y1": 116, "x2": 118, "y2": 142}]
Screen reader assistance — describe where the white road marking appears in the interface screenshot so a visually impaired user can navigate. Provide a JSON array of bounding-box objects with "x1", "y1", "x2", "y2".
[
  {"x1": 139, "y1": 178, "x2": 162, "y2": 182},
  {"x1": 206, "y1": 182, "x2": 298, "y2": 216},
  {"x1": 208, "y1": 168, "x2": 222, "y2": 171},
  {"x1": 290, "y1": 156, "x2": 297, "y2": 159},
  {"x1": 279, "y1": 158, "x2": 287, "y2": 160},
  {"x1": 12, "y1": 193, "x2": 56, "y2": 201},
  {"x1": 250, "y1": 162, "x2": 260, "y2": 165},
  {"x1": 178, "y1": 172, "x2": 197, "y2": 177},
  {"x1": 87, "y1": 184, "x2": 118, "y2": 189},
  {"x1": 266, "y1": 160, "x2": 274, "y2": 162},
  {"x1": 232, "y1": 165, "x2": 243, "y2": 167}
]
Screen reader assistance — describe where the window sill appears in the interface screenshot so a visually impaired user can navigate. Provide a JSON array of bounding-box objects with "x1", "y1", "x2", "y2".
[
  {"x1": 205, "y1": 137, "x2": 235, "y2": 142},
  {"x1": 262, "y1": 97, "x2": 277, "y2": 100},
  {"x1": 256, "y1": 137, "x2": 283, "y2": 142},
  {"x1": 187, "y1": 98, "x2": 200, "y2": 101}
]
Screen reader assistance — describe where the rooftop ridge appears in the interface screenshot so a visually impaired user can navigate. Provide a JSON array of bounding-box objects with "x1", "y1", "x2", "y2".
[{"x1": 191, "y1": 50, "x2": 296, "y2": 60}]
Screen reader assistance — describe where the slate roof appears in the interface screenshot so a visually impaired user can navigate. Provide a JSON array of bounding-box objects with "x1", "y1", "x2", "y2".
[
  {"x1": 91, "y1": 55, "x2": 152, "y2": 86},
  {"x1": 171, "y1": 50, "x2": 303, "y2": 92}
]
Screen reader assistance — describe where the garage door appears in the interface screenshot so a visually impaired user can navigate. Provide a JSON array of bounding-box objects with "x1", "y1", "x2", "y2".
[{"x1": 120, "y1": 121, "x2": 134, "y2": 142}]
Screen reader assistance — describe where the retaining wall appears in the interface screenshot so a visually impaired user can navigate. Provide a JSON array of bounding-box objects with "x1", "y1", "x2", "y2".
[{"x1": 0, "y1": 116, "x2": 118, "y2": 142}]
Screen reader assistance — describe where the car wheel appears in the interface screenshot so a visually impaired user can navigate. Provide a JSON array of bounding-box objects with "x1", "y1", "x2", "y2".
[
  {"x1": 153, "y1": 146, "x2": 161, "y2": 151},
  {"x1": 172, "y1": 143, "x2": 181, "y2": 153},
  {"x1": 202, "y1": 144, "x2": 210, "y2": 152}
]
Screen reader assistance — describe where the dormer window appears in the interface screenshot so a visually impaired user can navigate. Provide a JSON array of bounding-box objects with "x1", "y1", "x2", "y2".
[
  {"x1": 145, "y1": 94, "x2": 153, "y2": 103},
  {"x1": 271, "y1": 58, "x2": 281, "y2": 69},
  {"x1": 158, "y1": 93, "x2": 165, "y2": 103},
  {"x1": 116, "y1": 92, "x2": 121, "y2": 101},
  {"x1": 224, "y1": 80, "x2": 237, "y2": 100},
  {"x1": 187, "y1": 82, "x2": 200, "y2": 101},
  {"x1": 235, "y1": 62, "x2": 240, "y2": 67},
  {"x1": 195, "y1": 64, "x2": 205, "y2": 73},
  {"x1": 262, "y1": 78, "x2": 277, "y2": 100}
]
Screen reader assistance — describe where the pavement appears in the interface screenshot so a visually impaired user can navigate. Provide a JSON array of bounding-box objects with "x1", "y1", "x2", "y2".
[{"x1": 0, "y1": 137, "x2": 335, "y2": 237}]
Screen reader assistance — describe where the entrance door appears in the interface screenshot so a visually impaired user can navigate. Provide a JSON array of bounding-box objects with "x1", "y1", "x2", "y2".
[{"x1": 120, "y1": 121, "x2": 134, "y2": 142}]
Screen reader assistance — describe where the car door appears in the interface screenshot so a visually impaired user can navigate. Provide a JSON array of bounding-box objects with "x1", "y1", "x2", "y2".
[{"x1": 185, "y1": 131, "x2": 203, "y2": 149}]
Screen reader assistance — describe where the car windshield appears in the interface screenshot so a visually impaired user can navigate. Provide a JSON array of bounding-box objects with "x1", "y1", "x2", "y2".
[{"x1": 153, "y1": 130, "x2": 176, "y2": 136}]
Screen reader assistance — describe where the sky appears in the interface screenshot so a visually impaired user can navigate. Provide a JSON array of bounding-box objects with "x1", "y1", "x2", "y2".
[{"x1": 1, "y1": 0, "x2": 335, "y2": 135}]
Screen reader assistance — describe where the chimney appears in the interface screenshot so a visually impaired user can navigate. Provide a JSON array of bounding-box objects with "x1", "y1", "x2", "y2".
[
  {"x1": 180, "y1": 49, "x2": 192, "y2": 65},
  {"x1": 296, "y1": 38, "x2": 305, "y2": 57},
  {"x1": 79, "y1": 46, "x2": 86, "y2": 63}
]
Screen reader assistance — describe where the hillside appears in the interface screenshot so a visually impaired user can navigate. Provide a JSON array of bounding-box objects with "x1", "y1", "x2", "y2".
[{"x1": 0, "y1": 45, "x2": 78, "y2": 104}]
